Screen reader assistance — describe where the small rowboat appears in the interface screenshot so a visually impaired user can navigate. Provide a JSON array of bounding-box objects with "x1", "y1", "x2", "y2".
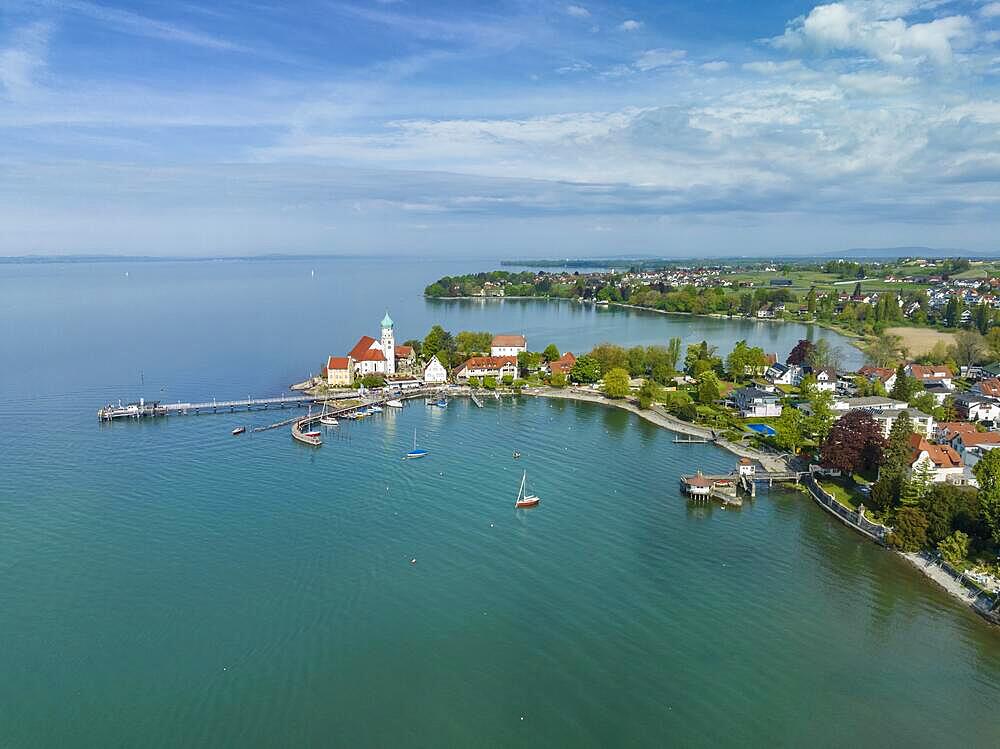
[{"x1": 232, "y1": 426, "x2": 246, "y2": 436}]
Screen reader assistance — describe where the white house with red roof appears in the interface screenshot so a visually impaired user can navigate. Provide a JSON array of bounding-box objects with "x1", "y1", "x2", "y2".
[
  {"x1": 908, "y1": 433, "x2": 964, "y2": 484},
  {"x1": 422, "y1": 355, "x2": 448, "y2": 384},
  {"x1": 454, "y1": 356, "x2": 518, "y2": 382},
  {"x1": 345, "y1": 311, "x2": 398, "y2": 377},
  {"x1": 904, "y1": 363, "x2": 954, "y2": 390},
  {"x1": 490, "y1": 334, "x2": 527, "y2": 357}
]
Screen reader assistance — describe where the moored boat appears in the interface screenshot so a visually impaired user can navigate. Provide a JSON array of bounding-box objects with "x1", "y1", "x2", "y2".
[
  {"x1": 232, "y1": 426, "x2": 246, "y2": 436},
  {"x1": 386, "y1": 399, "x2": 404, "y2": 408},
  {"x1": 369, "y1": 405, "x2": 384, "y2": 413},
  {"x1": 405, "y1": 429, "x2": 429, "y2": 459},
  {"x1": 320, "y1": 415, "x2": 339, "y2": 426}
]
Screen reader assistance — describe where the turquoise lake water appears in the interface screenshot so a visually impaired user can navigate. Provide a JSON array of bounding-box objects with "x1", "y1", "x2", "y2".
[{"x1": 1, "y1": 257, "x2": 998, "y2": 747}]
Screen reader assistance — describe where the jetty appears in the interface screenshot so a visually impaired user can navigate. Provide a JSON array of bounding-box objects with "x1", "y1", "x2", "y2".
[
  {"x1": 98, "y1": 394, "x2": 326, "y2": 421},
  {"x1": 681, "y1": 458, "x2": 805, "y2": 505}
]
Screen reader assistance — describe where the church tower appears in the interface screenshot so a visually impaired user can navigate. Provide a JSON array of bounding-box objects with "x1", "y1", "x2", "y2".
[{"x1": 381, "y1": 311, "x2": 395, "y2": 375}]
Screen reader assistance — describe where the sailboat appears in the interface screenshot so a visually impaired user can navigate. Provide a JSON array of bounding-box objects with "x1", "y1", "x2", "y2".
[
  {"x1": 515, "y1": 470, "x2": 540, "y2": 509},
  {"x1": 319, "y1": 402, "x2": 338, "y2": 426},
  {"x1": 404, "y1": 429, "x2": 429, "y2": 459}
]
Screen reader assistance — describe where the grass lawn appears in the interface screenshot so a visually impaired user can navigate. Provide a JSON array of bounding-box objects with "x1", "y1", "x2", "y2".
[{"x1": 818, "y1": 479, "x2": 860, "y2": 511}]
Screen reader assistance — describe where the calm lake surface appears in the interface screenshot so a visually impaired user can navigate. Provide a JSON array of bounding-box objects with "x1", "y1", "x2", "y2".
[{"x1": 1, "y1": 257, "x2": 997, "y2": 747}]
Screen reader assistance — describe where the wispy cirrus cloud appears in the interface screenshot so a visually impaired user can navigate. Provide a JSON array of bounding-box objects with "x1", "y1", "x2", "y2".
[{"x1": 0, "y1": 21, "x2": 51, "y2": 97}]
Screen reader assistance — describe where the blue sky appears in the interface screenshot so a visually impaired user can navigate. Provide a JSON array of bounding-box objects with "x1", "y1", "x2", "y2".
[{"x1": 1, "y1": 0, "x2": 999, "y2": 256}]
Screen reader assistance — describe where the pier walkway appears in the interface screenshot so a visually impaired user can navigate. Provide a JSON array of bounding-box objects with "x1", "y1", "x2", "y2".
[{"x1": 98, "y1": 394, "x2": 329, "y2": 421}]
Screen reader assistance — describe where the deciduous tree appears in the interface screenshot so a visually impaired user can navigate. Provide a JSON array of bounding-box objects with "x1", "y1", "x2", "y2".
[
  {"x1": 972, "y1": 448, "x2": 1000, "y2": 544},
  {"x1": 570, "y1": 355, "x2": 601, "y2": 384},
  {"x1": 542, "y1": 343, "x2": 560, "y2": 362},
  {"x1": 786, "y1": 339, "x2": 814, "y2": 366},
  {"x1": 602, "y1": 367, "x2": 631, "y2": 399},
  {"x1": 820, "y1": 410, "x2": 886, "y2": 474}
]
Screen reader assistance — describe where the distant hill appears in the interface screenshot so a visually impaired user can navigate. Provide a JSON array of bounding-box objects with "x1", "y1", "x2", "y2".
[{"x1": 822, "y1": 246, "x2": 997, "y2": 260}]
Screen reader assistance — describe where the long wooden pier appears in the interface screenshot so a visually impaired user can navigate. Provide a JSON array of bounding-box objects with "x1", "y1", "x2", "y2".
[{"x1": 98, "y1": 394, "x2": 330, "y2": 421}]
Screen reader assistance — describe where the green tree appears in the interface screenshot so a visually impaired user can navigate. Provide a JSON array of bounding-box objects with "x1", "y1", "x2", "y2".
[
  {"x1": 666, "y1": 337, "x2": 682, "y2": 373},
  {"x1": 637, "y1": 380, "x2": 661, "y2": 409},
  {"x1": 773, "y1": 406, "x2": 804, "y2": 454},
  {"x1": 804, "y1": 388, "x2": 835, "y2": 443},
  {"x1": 902, "y1": 460, "x2": 934, "y2": 506},
  {"x1": 626, "y1": 346, "x2": 648, "y2": 377},
  {"x1": 517, "y1": 351, "x2": 542, "y2": 374},
  {"x1": 482, "y1": 376, "x2": 497, "y2": 390},
  {"x1": 542, "y1": 343, "x2": 560, "y2": 362},
  {"x1": 589, "y1": 343, "x2": 628, "y2": 373},
  {"x1": 467, "y1": 376, "x2": 481, "y2": 388},
  {"x1": 943, "y1": 296, "x2": 961, "y2": 327},
  {"x1": 890, "y1": 364, "x2": 920, "y2": 401},
  {"x1": 570, "y1": 355, "x2": 601, "y2": 384},
  {"x1": 403, "y1": 339, "x2": 423, "y2": 358},
  {"x1": 423, "y1": 325, "x2": 455, "y2": 366},
  {"x1": 501, "y1": 374, "x2": 514, "y2": 386},
  {"x1": 550, "y1": 371, "x2": 568, "y2": 388},
  {"x1": 937, "y1": 530, "x2": 971, "y2": 567},
  {"x1": 950, "y1": 329, "x2": 987, "y2": 369},
  {"x1": 889, "y1": 506, "x2": 930, "y2": 552},
  {"x1": 726, "y1": 340, "x2": 768, "y2": 382},
  {"x1": 602, "y1": 367, "x2": 631, "y2": 399},
  {"x1": 455, "y1": 330, "x2": 492, "y2": 355},
  {"x1": 972, "y1": 448, "x2": 1000, "y2": 544},
  {"x1": 805, "y1": 338, "x2": 839, "y2": 370},
  {"x1": 863, "y1": 333, "x2": 905, "y2": 368},
  {"x1": 696, "y1": 372, "x2": 721, "y2": 404}
]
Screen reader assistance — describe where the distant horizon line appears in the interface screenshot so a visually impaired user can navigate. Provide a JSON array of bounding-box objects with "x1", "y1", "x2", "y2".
[{"x1": 1, "y1": 246, "x2": 998, "y2": 266}]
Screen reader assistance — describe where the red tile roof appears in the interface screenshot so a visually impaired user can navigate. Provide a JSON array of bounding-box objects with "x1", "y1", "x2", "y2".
[
  {"x1": 908, "y1": 364, "x2": 952, "y2": 381},
  {"x1": 326, "y1": 356, "x2": 350, "y2": 370},
  {"x1": 549, "y1": 352, "x2": 576, "y2": 375},
  {"x1": 395, "y1": 345, "x2": 414, "y2": 359},
  {"x1": 956, "y1": 431, "x2": 1000, "y2": 447},
  {"x1": 462, "y1": 356, "x2": 518, "y2": 370},
  {"x1": 858, "y1": 366, "x2": 895, "y2": 382},
  {"x1": 491, "y1": 334, "x2": 526, "y2": 347},
  {"x1": 909, "y1": 433, "x2": 963, "y2": 469},
  {"x1": 348, "y1": 336, "x2": 385, "y2": 362},
  {"x1": 979, "y1": 378, "x2": 1000, "y2": 398}
]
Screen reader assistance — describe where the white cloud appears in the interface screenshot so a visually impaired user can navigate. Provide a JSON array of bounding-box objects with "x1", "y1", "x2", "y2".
[
  {"x1": 743, "y1": 60, "x2": 804, "y2": 74},
  {"x1": 772, "y1": 2, "x2": 974, "y2": 65},
  {"x1": 982, "y1": 3, "x2": 1000, "y2": 19},
  {"x1": 634, "y1": 48, "x2": 686, "y2": 71},
  {"x1": 836, "y1": 71, "x2": 915, "y2": 94},
  {"x1": 565, "y1": 5, "x2": 590, "y2": 18},
  {"x1": 620, "y1": 20, "x2": 643, "y2": 32},
  {"x1": 0, "y1": 22, "x2": 50, "y2": 97},
  {"x1": 700, "y1": 60, "x2": 730, "y2": 72}
]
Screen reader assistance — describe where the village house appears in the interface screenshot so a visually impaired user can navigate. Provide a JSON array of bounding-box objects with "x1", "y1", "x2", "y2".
[
  {"x1": 907, "y1": 433, "x2": 964, "y2": 484},
  {"x1": 731, "y1": 386, "x2": 782, "y2": 418},
  {"x1": 422, "y1": 355, "x2": 448, "y2": 384},
  {"x1": 973, "y1": 377, "x2": 1000, "y2": 399},
  {"x1": 934, "y1": 421, "x2": 979, "y2": 444},
  {"x1": 858, "y1": 365, "x2": 897, "y2": 392},
  {"x1": 765, "y1": 362, "x2": 804, "y2": 387},
  {"x1": 812, "y1": 367, "x2": 838, "y2": 393},
  {"x1": 490, "y1": 334, "x2": 527, "y2": 357},
  {"x1": 548, "y1": 352, "x2": 576, "y2": 377},
  {"x1": 954, "y1": 393, "x2": 1000, "y2": 426},
  {"x1": 323, "y1": 356, "x2": 354, "y2": 387},
  {"x1": 869, "y1": 407, "x2": 935, "y2": 439},
  {"x1": 454, "y1": 356, "x2": 519, "y2": 383},
  {"x1": 394, "y1": 344, "x2": 416, "y2": 373},
  {"x1": 904, "y1": 364, "x2": 954, "y2": 390},
  {"x1": 949, "y1": 431, "x2": 1000, "y2": 469}
]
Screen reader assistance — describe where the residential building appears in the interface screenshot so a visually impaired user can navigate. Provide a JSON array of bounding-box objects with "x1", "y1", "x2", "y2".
[
  {"x1": 858, "y1": 366, "x2": 897, "y2": 392},
  {"x1": 868, "y1": 407, "x2": 935, "y2": 438},
  {"x1": 829, "y1": 396, "x2": 907, "y2": 414},
  {"x1": 954, "y1": 393, "x2": 1000, "y2": 425},
  {"x1": 490, "y1": 334, "x2": 527, "y2": 357},
  {"x1": 949, "y1": 431, "x2": 1000, "y2": 469},
  {"x1": 934, "y1": 421, "x2": 979, "y2": 444},
  {"x1": 548, "y1": 352, "x2": 576, "y2": 377},
  {"x1": 324, "y1": 356, "x2": 354, "y2": 387},
  {"x1": 907, "y1": 433, "x2": 964, "y2": 484},
  {"x1": 394, "y1": 344, "x2": 416, "y2": 372},
  {"x1": 973, "y1": 378, "x2": 1000, "y2": 398},
  {"x1": 765, "y1": 362, "x2": 803, "y2": 386},
  {"x1": 454, "y1": 356, "x2": 519, "y2": 382},
  {"x1": 812, "y1": 367, "x2": 838, "y2": 392},
  {"x1": 731, "y1": 386, "x2": 782, "y2": 418},
  {"x1": 905, "y1": 364, "x2": 954, "y2": 390},
  {"x1": 422, "y1": 355, "x2": 448, "y2": 384}
]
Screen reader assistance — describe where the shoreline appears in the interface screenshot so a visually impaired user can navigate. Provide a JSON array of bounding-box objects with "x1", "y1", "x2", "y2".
[
  {"x1": 523, "y1": 386, "x2": 999, "y2": 626},
  {"x1": 427, "y1": 294, "x2": 871, "y2": 352}
]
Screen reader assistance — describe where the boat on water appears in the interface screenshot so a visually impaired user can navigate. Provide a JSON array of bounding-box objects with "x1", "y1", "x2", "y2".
[
  {"x1": 320, "y1": 415, "x2": 339, "y2": 426},
  {"x1": 404, "y1": 429, "x2": 429, "y2": 459},
  {"x1": 369, "y1": 405, "x2": 384, "y2": 414},
  {"x1": 435, "y1": 398, "x2": 448, "y2": 408},
  {"x1": 515, "y1": 470, "x2": 540, "y2": 509},
  {"x1": 386, "y1": 399, "x2": 404, "y2": 408},
  {"x1": 303, "y1": 430, "x2": 322, "y2": 439},
  {"x1": 232, "y1": 426, "x2": 246, "y2": 436},
  {"x1": 512, "y1": 450, "x2": 521, "y2": 459}
]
